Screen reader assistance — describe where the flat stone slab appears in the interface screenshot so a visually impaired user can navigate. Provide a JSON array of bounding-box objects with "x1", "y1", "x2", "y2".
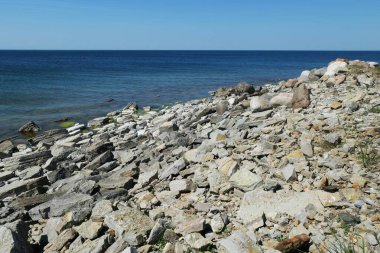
[
  {"x1": 0, "y1": 176, "x2": 48, "y2": 199},
  {"x1": 28, "y1": 193, "x2": 93, "y2": 221},
  {"x1": 237, "y1": 190, "x2": 328, "y2": 225},
  {"x1": 104, "y1": 207, "x2": 154, "y2": 246}
]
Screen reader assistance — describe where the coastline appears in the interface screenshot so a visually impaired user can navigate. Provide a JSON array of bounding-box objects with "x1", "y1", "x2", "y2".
[{"x1": 0, "y1": 59, "x2": 379, "y2": 252}]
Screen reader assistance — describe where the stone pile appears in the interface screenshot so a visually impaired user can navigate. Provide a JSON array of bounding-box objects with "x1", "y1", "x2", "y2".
[{"x1": 0, "y1": 59, "x2": 379, "y2": 253}]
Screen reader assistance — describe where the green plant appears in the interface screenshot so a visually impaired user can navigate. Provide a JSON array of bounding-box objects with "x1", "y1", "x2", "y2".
[
  {"x1": 357, "y1": 138, "x2": 380, "y2": 169},
  {"x1": 317, "y1": 232, "x2": 374, "y2": 253},
  {"x1": 369, "y1": 105, "x2": 380, "y2": 113},
  {"x1": 59, "y1": 121, "x2": 76, "y2": 128}
]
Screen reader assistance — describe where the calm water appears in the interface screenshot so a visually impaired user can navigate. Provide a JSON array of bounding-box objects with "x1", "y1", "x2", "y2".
[{"x1": 1, "y1": 50, "x2": 380, "y2": 138}]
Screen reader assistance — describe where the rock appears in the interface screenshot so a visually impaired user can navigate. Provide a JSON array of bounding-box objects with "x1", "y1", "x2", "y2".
[
  {"x1": 330, "y1": 101, "x2": 342, "y2": 109},
  {"x1": 324, "y1": 61, "x2": 348, "y2": 76},
  {"x1": 350, "y1": 174, "x2": 367, "y2": 188},
  {"x1": 28, "y1": 193, "x2": 93, "y2": 221},
  {"x1": 216, "y1": 101, "x2": 229, "y2": 115},
  {"x1": 298, "y1": 70, "x2": 311, "y2": 82},
  {"x1": 160, "y1": 158, "x2": 187, "y2": 179},
  {"x1": 18, "y1": 121, "x2": 41, "y2": 136},
  {"x1": 82, "y1": 150, "x2": 113, "y2": 171},
  {"x1": 137, "y1": 170, "x2": 158, "y2": 186},
  {"x1": 147, "y1": 219, "x2": 166, "y2": 244},
  {"x1": 104, "y1": 207, "x2": 154, "y2": 246},
  {"x1": 0, "y1": 141, "x2": 14, "y2": 158},
  {"x1": 366, "y1": 233, "x2": 378, "y2": 246},
  {"x1": 184, "y1": 233, "x2": 211, "y2": 250},
  {"x1": 324, "y1": 133, "x2": 341, "y2": 145},
  {"x1": 74, "y1": 220, "x2": 103, "y2": 240},
  {"x1": 357, "y1": 74, "x2": 375, "y2": 86},
  {"x1": 116, "y1": 150, "x2": 136, "y2": 164},
  {"x1": 250, "y1": 94, "x2": 272, "y2": 112},
  {"x1": 218, "y1": 230, "x2": 258, "y2": 253},
  {"x1": 91, "y1": 200, "x2": 113, "y2": 222},
  {"x1": 0, "y1": 176, "x2": 48, "y2": 199},
  {"x1": 211, "y1": 213, "x2": 228, "y2": 233},
  {"x1": 289, "y1": 224, "x2": 309, "y2": 238},
  {"x1": 70, "y1": 234, "x2": 113, "y2": 253},
  {"x1": 88, "y1": 116, "x2": 109, "y2": 127},
  {"x1": 98, "y1": 165, "x2": 136, "y2": 189},
  {"x1": 283, "y1": 79, "x2": 298, "y2": 88},
  {"x1": 282, "y1": 164, "x2": 297, "y2": 182},
  {"x1": 269, "y1": 93, "x2": 293, "y2": 107},
  {"x1": 0, "y1": 220, "x2": 32, "y2": 253},
  {"x1": 229, "y1": 168, "x2": 262, "y2": 191},
  {"x1": 217, "y1": 157, "x2": 239, "y2": 177},
  {"x1": 292, "y1": 84, "x2": 310, "y2": 109},
  {"x1": 44, "y1": 228, "x2": 78, "y2": 253},
  {"x1": 232, "y1": 82, "x2": 255, "y2": 94},
  {"x1": 300, "y1": 133, "x2": 313, "y2": 157},
  {"x1": 174, "y1": 217, "x2": 205, "y2": 235},
  {"x1": 237, "y1": 190, "x2": 328, "y2": 224},
  {"x1": 274, "y1": 234, "x2": 310, "y2": 253},
  {"x1": 169, "y1": 179, "x2": 192, "y2": 193}
]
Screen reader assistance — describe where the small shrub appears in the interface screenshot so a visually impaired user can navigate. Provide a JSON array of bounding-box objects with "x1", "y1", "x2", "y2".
[{"x1": 357, "y1": 139, "x2": 380, "y2": 169}]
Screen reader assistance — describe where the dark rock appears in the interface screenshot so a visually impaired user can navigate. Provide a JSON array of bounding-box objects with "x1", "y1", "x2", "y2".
[{"x1": 18, "y1": 121, "x2": 41, "y2": 137}]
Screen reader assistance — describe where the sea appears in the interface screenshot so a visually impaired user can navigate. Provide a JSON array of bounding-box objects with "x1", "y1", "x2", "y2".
[{"x1": 1, "y1": 50, "x2": 380, "y2": 139}]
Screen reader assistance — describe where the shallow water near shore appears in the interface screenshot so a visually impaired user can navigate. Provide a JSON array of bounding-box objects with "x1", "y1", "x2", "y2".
[{"x1": 1, "y1": 50, "x2": 380, "y2": 139}]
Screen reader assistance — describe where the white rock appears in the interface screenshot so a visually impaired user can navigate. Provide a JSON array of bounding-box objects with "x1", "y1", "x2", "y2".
[
  {"x1": 324, "y1": 61, "x2": 348, "y2": 76},
  {"x1": 169, "y1": 179, "x2": 192, "y2": 193},
  {"x1": 229, "y1": 168, "x2": 262, "y2": 191}
]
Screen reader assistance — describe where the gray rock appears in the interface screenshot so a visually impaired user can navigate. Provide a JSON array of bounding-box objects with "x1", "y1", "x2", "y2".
[
  {"x1": 0, "y1": 220, "x2": 32, "y2": 253},
  {"x1": 218, "y1": 230, "x2": 258, "y2": 253},
  {"x1": 184, "y1": 233, "x2": 211, "y2": 250},
  {"x1": 237, "y1": 190, "x2": 327, "y2": 225},
  {"x1": 0, "y1": 176, "x2": 48, "y2": 199},
  {"x1": 44, "y1": 228, "x2": 77, "y2": 253},
  {"x1": 229, "y1": 168, "x2": 262, "y2": 192},
  {"x1": 28, "y1": 193, "x2": 93, "y2": 221},
  {"x1": 169, "y1": 179, "x2": 192, "y2": 193},
  {"x1": 216, "y1": 101, "x2": 229, "y2": 115},
  {"x1": 282, "y1": 164, "x2": 297, "y2": 182},
  {"x1": 269, "y1": 93, "x2": 293, "y2": 107},
  {"x1": 137, "y1": 169, "x2": 158, "y2": 186},
  {"x1": 98, "y1": 166, "x2": 136, "y2": 190},
  {"x1": 159, "y1": 158, "x2": 187, "y2": 179},
  {"x1": 250, "y1": 94, "x2": 273, "y2": 112},
  {"x1": 147, "y1": 219, "x2": 166, "y2": 244},
  {"x1": 91, "y1": 200, "x2": 113, "y2": 222},
  {"x1": 104, "y1": 207, "x2": 154, "y2": 246},
  {"x1": 211, "y1": 213, "x2": 228, "y2": 233},
  {"x1": 82, "y1": 150, "x2": 113, "y2": 171},
  {"x1": 357, "y1": 74, "x2": 375, "y2": 86},
  {"x1": 300, "y1": 133, "x2": 313, "y2": 157},
  {"x1": 0, "y1": 141, "x2": 14, "y2": 158},
  {"x1": 324, "y1": 132, "x2": 341, "y2": 145},
  {"x1": 88, "y1": 116, "x2": 109, "y2": 127},
  {"x1": 74, "y1": 220, "x2": 103, "y2": 240}
]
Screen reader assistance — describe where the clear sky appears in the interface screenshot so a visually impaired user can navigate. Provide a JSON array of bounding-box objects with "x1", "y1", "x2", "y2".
[{"x1": 0, "y1": 0, "x2": 379, "y2": 50}]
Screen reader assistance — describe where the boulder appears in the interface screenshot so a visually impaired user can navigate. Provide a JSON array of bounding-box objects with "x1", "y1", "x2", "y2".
[
  {"x1": 229, "y1": 168, "x2": 262, "y2": 191},
  {"x1": 216, "y1": 101, "x2": 229, "y2": 115},
  {"x1": 324, "y1": 61, "x2": 348, "y2": 76},
  {"x1": 269, "y1": 93, "x2": 293, "y2": 107},
  {"x1": 250, "y1": 94, "x2": 272, "y2": 112},
  {"x1": 292, "y1": 84, "x2": 310, "y2": 109},
  {"x1": 18, "y1": 121, "x2": 40, "y2": 136}
]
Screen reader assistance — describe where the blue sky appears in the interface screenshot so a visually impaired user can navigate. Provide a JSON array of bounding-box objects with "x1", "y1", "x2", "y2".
[{"x1": 0, "y1": 0, "x2": 379, "y2": 50}]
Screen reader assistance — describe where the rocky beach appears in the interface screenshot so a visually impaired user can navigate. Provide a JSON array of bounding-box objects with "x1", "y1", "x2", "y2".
[{"x1": 0, "y1": 59, "x2": 379, "y2": 253}]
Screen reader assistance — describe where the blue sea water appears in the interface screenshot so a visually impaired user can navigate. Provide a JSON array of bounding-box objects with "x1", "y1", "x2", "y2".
[{"x1": 0, "y1": 50, "x2": 380, "y2": 139}]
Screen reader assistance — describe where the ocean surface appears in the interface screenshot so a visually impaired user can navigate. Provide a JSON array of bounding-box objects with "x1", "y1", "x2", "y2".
[{"x1": 1, "y1": 50, "x2": 380, "y2": 139}]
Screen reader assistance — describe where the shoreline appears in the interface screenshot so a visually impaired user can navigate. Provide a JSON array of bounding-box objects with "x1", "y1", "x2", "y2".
[{"x1": 0, "y1": 59, "x2": 379, "y2": 252}]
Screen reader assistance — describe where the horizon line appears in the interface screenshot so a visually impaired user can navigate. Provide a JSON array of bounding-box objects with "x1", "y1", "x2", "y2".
[{"x1": 1, "y1": 49, "x2": 380, "y2": 52}]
